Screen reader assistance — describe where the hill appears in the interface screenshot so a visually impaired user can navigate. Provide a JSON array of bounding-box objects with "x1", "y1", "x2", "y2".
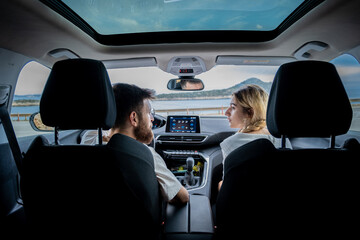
[
  {"x1": 156, "y1": 78, "x2": 272, "y2": 100},
  {"x1": 13, "y1": 94, "x2": 41, "y2": 101},
  {"x1": 12, "y1": 79, "x2": 273, "y2": 103},
  {"x1": 12, "y1": 94, "x2": 41, "y2": 106}
]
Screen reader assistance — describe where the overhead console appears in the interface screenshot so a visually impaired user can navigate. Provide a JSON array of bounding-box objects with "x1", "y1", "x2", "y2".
[{"x1": 166, "y1": 56, "x2": 207, "y2": 76}]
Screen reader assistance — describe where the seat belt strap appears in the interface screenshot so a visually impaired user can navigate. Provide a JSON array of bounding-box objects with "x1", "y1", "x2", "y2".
[{"x1": 0, "y1": 105, "x2": 23, "y2": 175}]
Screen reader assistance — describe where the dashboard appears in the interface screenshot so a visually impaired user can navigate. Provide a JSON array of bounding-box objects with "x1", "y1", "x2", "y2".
[
  {"x1": 153, "y1": 115, "x2": 234, "y2": 145},
  {"x1": 153, "y1": 115, "x2": 235, "y2": 197}
]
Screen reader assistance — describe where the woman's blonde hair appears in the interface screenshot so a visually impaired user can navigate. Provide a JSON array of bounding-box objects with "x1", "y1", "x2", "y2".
[{"x1": 233, "y1": 84, "x2": 268, "y2": 133}]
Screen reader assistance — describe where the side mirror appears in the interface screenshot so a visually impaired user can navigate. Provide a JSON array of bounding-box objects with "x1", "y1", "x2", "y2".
[
  {"x1": 29, "y1": 112, "x2": 53, "y2": 132},
  {"x1": 167, "y1": 78, "x2": 204, "y2": 91}
]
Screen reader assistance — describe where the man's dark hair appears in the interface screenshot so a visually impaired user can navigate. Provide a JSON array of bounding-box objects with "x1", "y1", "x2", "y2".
[{"x1": 112, "y1": 83, "x2": 155, "y2": 128}]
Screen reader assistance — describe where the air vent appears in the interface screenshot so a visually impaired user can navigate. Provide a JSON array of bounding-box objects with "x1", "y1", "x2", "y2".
[
  {"x1": 183, "y1": 136, "x2": 206, "y2": 142},
  {"x1": 157, "y1": 135, "x2": 207, "y2": 143},
  {"x1": 167, "y1": 154, "x2": 203, "y2": 161},
  {"x1": 157, "y1": 136, "x2": 183, "y2": 141}
]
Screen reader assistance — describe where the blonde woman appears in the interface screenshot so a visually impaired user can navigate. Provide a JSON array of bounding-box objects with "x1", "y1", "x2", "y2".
[{"x1": 218, "y1": 84, "x2": 291, "y2": 190}]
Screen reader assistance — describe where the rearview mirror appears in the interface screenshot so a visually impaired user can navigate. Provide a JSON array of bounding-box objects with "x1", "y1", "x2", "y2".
[
  {"x1": 29, "y1": 112, "x2": 54, "y2": 132},
  {"x1": 167, "y1": 78, "x2": 204, "y2": 91}
]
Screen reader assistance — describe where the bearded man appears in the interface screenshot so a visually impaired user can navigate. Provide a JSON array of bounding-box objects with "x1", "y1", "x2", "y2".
[{"x1": 81, "y1": 83, "x2": 189, "y2": 204}]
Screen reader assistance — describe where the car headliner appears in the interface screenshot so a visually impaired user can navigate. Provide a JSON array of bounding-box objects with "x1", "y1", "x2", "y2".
[{"x1": 0, "y1": 0, "x2": 360, "y2": 72}]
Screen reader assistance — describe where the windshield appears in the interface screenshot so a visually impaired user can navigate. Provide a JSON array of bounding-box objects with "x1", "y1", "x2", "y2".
[
  {"x1": 107, "y1": 65, "x2": 278, "y2": 117},
  {"x1": 11, "y1": 57, "x2": 360, "y2": 137}
]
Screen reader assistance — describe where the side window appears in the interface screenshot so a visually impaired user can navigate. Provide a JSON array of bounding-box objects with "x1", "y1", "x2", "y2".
[
  {"x1": 331, "y1": 54, "x2": 360, "y2": 132},
  {"x1": 11, "y1": 61, "x2": 50, "y2": 137}
]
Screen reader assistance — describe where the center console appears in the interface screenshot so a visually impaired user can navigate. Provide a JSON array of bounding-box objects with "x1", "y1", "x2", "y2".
[
  {"x1": 165, "y1": 195, "x2": 214, "y2": 240},
  {"x1": 156, "y1": 115, "x2": 209, "y2": 191},
  {"x1": 162, "y1": 149, "x2": 208, "y2": 190},
  {"x1": 155, "y1": 115, "x2": 215, "y2": 239}
]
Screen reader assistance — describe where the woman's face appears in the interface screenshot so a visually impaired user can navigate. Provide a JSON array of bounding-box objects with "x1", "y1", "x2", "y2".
[{"x1": 225, "y1": 96, "x2": 250, "y2": 129}]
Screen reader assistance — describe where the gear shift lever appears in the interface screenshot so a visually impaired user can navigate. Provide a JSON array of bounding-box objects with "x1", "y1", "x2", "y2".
[{"x1": 185, "y1": 157, "x2": 196, "y2": 186}]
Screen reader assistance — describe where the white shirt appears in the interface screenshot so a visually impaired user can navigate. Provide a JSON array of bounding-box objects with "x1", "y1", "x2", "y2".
[
  {"x1": 220, "y1": 132, "x2": 292, "y2": 178},
  {"x1": 81, "y1": 130, "x2": 181, "y2": 202}
]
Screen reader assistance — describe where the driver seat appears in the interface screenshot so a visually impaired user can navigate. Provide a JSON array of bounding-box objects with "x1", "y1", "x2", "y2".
[{"x1": 21, "y1": 59, "x2": 162, "y2": 239}]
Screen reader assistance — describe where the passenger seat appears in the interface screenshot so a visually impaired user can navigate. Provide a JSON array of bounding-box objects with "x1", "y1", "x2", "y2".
[{"x1": 216, "y1": 61, "x2": 359, "y2": 239}]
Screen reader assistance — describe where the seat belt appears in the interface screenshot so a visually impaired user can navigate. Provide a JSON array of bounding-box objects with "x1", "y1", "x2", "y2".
[{"x1": 0, "y1": 86, "x2": 23, "y2": 175}]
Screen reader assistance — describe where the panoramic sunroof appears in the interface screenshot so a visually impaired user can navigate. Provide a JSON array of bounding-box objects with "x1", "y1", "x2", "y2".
[
  {"x1": 41, "y1": 0, "x2": 323, "y2": 45},
  {"x1": 61, "y1": 0, "x2": 304, "y2": 34}
]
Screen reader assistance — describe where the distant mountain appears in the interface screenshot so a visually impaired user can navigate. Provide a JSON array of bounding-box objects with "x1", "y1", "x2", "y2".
[
  {"x1": 156, "y1": 78, "x2": 272, "y2": 100},
  {"x1": 12, "y1": 94, "x2": 41, "y2": 106},
  {"x1": 12, "y1": 78, "x2": 273, "y2": 102},
  {"x1": 13, "y1": 94, "x2": 41, "y2": 101},
  {"x1": 223, "y1": 78, "x2": 272, "y2": 94}
]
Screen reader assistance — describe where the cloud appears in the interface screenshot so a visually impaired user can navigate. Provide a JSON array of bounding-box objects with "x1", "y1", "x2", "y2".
[
  {"x1": 335, "y1": 66, "x2": 360, "y2": 79},
  {"x1": 223, "y1": 15, "x2": 248, "y2": 29},
  {"x1": 111, "y1": 17, "x2": 141, "y2": 33},
  {"x1": 188, "y1": 15, "x2": 215, "y2": 30},
  {"x1": 114, "y1": 17, "x2": 139, "y2": 28}
]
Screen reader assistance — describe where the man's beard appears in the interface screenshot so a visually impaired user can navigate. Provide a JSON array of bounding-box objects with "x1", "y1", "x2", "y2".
[{"x1": 134, "y1": 114, "x2": 153, "y2": 144}]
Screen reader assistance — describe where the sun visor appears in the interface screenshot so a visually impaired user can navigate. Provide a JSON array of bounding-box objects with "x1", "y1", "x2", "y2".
[
  {"x1": 216, "y1": 56, "x2": 296, "y2": 66},
  {"x1": 102, "y1": 57, "x2": 157, "y2": 69}
]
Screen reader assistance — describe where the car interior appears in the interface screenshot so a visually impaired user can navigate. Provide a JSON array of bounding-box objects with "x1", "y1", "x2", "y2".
[
  {"x1": 20, "y1": 58, "x2": 165, "y2": 238},
  {"x1": 1, "y1": 0, "x2": 360, "y2": 239}
]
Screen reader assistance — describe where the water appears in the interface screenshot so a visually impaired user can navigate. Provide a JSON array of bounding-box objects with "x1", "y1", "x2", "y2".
[
  {"x1": 153, "y1": 98, "x2": 230, "y2": 109},
  {"x1": 11, "y1": 105, "x2": 39, "y2": 114},
  {"x1": 153, "y1": 98, "x2": 230, "y2": 116},
  {"x1": 9, "y1": 99, "x2": 360, "y2": 136},
  {"x1": 11, "y1": 99, "x2": 231, "y2": 113},
  {"x1": 10, "y1": 99, "x2": 231, "y2": 120}
]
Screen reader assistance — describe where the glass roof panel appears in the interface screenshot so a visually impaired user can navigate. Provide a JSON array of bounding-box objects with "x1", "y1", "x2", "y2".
[{"x1": 61, "y1": 0, "x2": 304, "y2": 35}]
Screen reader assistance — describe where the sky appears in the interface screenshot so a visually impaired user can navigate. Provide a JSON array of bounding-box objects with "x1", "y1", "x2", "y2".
[
  {"x1": 62, "y1": 0, "x2": 304, "y2": 34},
  {"x1": 15, "y1": 62, "x2": 50, "y2": 95},
  {"x1": 14, "y1": 62, "x2": 278, "y2": 95}
]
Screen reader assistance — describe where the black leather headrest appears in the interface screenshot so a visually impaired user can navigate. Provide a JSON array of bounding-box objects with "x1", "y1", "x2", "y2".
[
  {"x1": 0, "y1": 85, "x2": 10, "y2": 106},
  {"x1": 40, "y1": 59, "x2": 116, "y2": 130},
  {"x1": 267, "y1": 61, "x2": 352, "y2": 138}
]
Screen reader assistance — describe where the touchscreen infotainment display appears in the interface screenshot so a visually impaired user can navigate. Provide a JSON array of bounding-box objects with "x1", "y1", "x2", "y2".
[{"x1": 166, "y1": 116, "x2": 200, "y2": 133}]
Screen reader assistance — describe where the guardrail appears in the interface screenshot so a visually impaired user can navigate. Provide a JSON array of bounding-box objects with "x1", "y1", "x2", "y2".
[
  {"x1": 156, "y1": 106, "x2": 225, "y2": 115},
  {"x1": 157, "y1": 99, "x2": 360, "y2": 115},
  {"x1": 350, "y1": 98, "x2": 360, "y2": 107},
  {"x1": 10, "y1": 113, "x2": 32, "y2": 121}
]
